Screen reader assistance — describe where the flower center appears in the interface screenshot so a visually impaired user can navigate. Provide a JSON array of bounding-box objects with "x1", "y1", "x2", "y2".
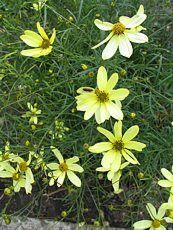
[
  {"x1": 112, "y1": 22, "x2": 125, "y2": 35},
  {"x1": 19, "y1": 161, "x2": 27, "y2": 172},
  {"x1": 12, "y1": 172, "x2": 20, "y2": 181},
  {"x1": 41, "y1": 39, "x2": 50, "y2": 49},
  {"x1": 152, "y1": 220, "x2": 161, "y2": 228},
  {"x1": 95, "y1": 89, "x2": 109, "y2": 102},
  {"x1": 168, "y1": 210, "x2": 173, "y2": 219},
  {"x1": 59, "y1": 162, "x2": 68, "y2": 172},
  {"x1": 113, "y1": 140, "x2": 124, "y2": 151}
]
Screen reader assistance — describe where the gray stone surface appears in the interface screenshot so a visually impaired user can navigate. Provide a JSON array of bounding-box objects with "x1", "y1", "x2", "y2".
[{"x1": 0, "y1": 217, "x2": 125, "y2": 230}]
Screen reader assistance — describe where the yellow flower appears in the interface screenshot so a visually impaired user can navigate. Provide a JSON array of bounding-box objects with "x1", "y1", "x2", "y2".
[
  {"x1": 96, "y1": 162, "x2": 129, "y2": 194},
  {"x1": 81, "y1": 64, "x2": 88, "y2": 70},
  {"x1": 22, "y1": 102, "x2": 41, "y2": 124},
  {"x1": 76, "y1": 66, "x2": 129, "y2": 124},
  {"x1": 158, "y1": 166, "x2": 173, "y2": 202},
  {"x1": 92, "y1": 5, "x2": 148, "y2": 59},
  {"x1": 0, "y1": 158, "x2": 34, "y2": 194},
  {"x1": 32, "y1": 0, "x2": 47, "y2": 11},
  {"x1": 89, "y1": 121, "x2": 146, "y2": 171},
  {"x1": 47, "y1": 146, "x2": 84, "y2": 187},
  {"x1": 20, "y1": 22, "x2": 56, "y2": 58},
  {"x1": 133, "y1": 203, "x2": 173, "y2": 229}
]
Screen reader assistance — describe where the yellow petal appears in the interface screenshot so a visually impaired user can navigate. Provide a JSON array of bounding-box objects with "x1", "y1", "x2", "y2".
[
  {"x1": 97, "y1": 127, "x2": 116, "y2": 143},
  {"x1": 92, "y1": 32, "x2": 113, "y2": 49},
  {"x1": 110, "y1": 88, "x2": 129, "y2": 101},
  {"x1": 113, "y1": 121, "x2": 122, "y2": 140},
  {"x1": 106, "y1": 102, "x2": 123, "y2": 120},
  {"x1": 118, "y1": 34, "x2": 133, "y2": 58},
  {"x1": 94, "y1": 19, "x2": 114, "y2": 31},
  {"x1": 133, "y1": 220, "x2": 152, "y2": 229},
  {"x1": 124, "y1": 31, "x2": 148, "y2": 43},
  {"x1": 161, "y1": 168, "x2": 173, "y2": 182},
  {"x1": 122, "y1": 125, "x2": 139, "y2": 142},
  {"x1": 102, "y1": 35, "x2": 119, "y2": 60},
  {"x1": 51, "y1": 146, "x2": 64, "y2": 163},
  {"x1": 146, "y1": 203, "x2": 157, "y2": 220},
  {"x1": 67, "y1": 170, "x2": 81, "y2": 187},
  {"x1": 37, "y1": 22, "x2": 49, "y2": 40},
  {"x1": 20, "y1": 34, "x2": 42, "y2": 47},
  {"x1": 124, "y1": 141, "x2": 146, "y2": 151},
  {"x1": 68, "y1": 164, "x2": 84, "y2": 173},
  {"x1": 101, "y1": 150, "x2": 116, "y2": 168},
  {"x1": 122, "y1": 149, "x2": 139, "y2": 165},
  {"x1": 89, "y1": 142, "x2": 113, "y2": 153},
  {"x1": 97, "y1": 66, "x2": 107, "y2": 90},
  {"x1": 105, "y1": 73, "x2": 118, "y2": 92},
  {"x1": 50, "y1": 28, "x2": 56, "y2": 44},
  {"x1": 20, "y1": 48, "x2": 43, "y2": 57}
]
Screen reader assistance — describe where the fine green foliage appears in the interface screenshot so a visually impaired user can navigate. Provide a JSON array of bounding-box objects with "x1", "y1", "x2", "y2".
[{"x1": 0, "y1": 0, "x2": 173, "y2": 228}]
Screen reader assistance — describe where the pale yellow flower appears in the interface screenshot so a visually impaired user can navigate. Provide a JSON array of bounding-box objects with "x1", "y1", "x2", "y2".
[
  {"x1": 32, "y1": 0, "x2": 47, "y2": 11},
  {"x1": 89, "y1": 121, "x2": 146, "y2": 171},
  {"x1": 20, "y1": 22, "x2": 56, "y2": 58},
  {"x1": 92, "y1": 5, "x2": 148, "y2": 59},
  {"x1": 47, "y1": 146, "x2": 84, "y2": 187},
  {"x1": 76, "y1": 66, "x2": 129, "y2": 124},
  {"x1": 133, "y1": 203, "x2": 173, "y2": 229},
  {"x1": 158, "y1": 166, "x2": 173, "y2": 202},
  {"x1": 22, "y1": 102, "x2": 41, "y2": 124}
]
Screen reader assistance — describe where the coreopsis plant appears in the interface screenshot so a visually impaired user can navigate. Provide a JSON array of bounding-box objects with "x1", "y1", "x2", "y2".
[
  {"x1": 133, "y1": 203, "x2": 173, "y2": 229},
  {"x1": 20, "y1": 22, "x2": 56, "y2": 57},
  {"x1": 75, "y1": 66, "x2": 129, "y2": 124},
  {"x1": 158, "y1": 166, "x2": 173, "y2": 202},
  {"x1": 22, "y1": 102, "x2": 41, "y2": 124},
  {"x1": 89, "y1": 121, "x2": 146, "y2": 172},
  {"x1": 92, "y1": 5, "x2": 148, "y2": 59},
  {"x1": 47, "y1": 146, "x2": 84, "y2": 187},
  {"x1": 96, "y1": 162, "x2": 129, "y2": 194}
]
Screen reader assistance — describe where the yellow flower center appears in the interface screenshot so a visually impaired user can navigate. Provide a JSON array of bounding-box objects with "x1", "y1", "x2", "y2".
[
  {"x1": 19, "y1": 161, "x2": 27, "y2": 172},
  {"x1": 41, "y1": 39, "x2": 50, "y2": 49},
  {"x1": 95, "y1": 89, "x2": 109, "y2": 102},
  {"x1": 113, "y1": 140, "x2": 124, "y2": 151},
  {"x1": 168, "y1": 210, "x2": 173, "y2": 219},
  {"x1": 59, "y1": 162, "x2": 68, "y2": 172},
  {"x1": 12, "y1": 172, "x2": 20, "y2": 181},
  {"x1": 152, "y1": 220, "x2": 161, "y2": 228},
  {"x1": 112, "y1": 22, "x2": 125, "y2": 35}
]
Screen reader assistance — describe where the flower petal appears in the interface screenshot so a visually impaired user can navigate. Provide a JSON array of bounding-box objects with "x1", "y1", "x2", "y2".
[
  {"x1": 57, "y1": 172, "x2": 65, "y2": 187},
  {"x1": 102, "y1": 35, "x2": 119, "y2": 60},
  {"x1": 68, "y1": 164, "x2": 84, "y2": 173},
  {"x1": 92, "y1": 32, "x2": 114, "y2": 49},
  {"x1": 94, "y1": 19, "x2": 114, "y2": 31},
  {"x1": 50, "y1": 28, "x2": 56, "y2": 44},
  {"x1": 37, "y1": 22, "x2": 49, "y2": 40},
  {"x1": 157, "y1": 206, "x2": 166, "y2": 219},
  {"x1": 124, "y1": 14, "x2": 147, "y2": 28},
  {"x1": 114, "y1": 121, "x2": 122, "y2": 139},
  {"x1": 20, "y1": 35, "x2": 42, "y2": 47},
  {"x1": 95, "y1": 105, "x2": 110, "y2": 124},
  {"x1": 84, "y1": 102, "x2": 99, "y2": 120},
  {"x1": 158, "y1": 180, "x2": 173, "y2": 188},
  {"x1": 101, "y1": 150, "x2": 116, "y2": 168},
  {"x1": 51, "y1": 146, "x2": 64, "y2": 163},
  {"x1": 122, "y1": 149, "x2": 139, "y2": 165},
  {"x1": 124, "y1": 141, "x2": 146, "y2": 151},
  {"x1": 106, "y1": 101, "x2": 123, "y2": 120},
  {"x1": 122, "y1": 125, "x2": 139, "y2": 142},
  {"x1": 125, "y1": 31, "x2": 148, "y2": 43},
  {"x1": 146, "y1": 203, "x2": 157, "y2": 220},
  {"x1": 161, "y1": 168, "x2": 173, "y2": 182},
  {"x1": 105, "y1": 73, "x2": 119, "y2": 91},
  {"x1": 133, "y1": 220, "x2": 152, "y2": 229},
  {"x1": 66, "y1": 156, "x2": 79, "y2": 165},
  {"x1": 110, "y1": 152, "x2": 122, "y2": 172},
  {"x1": 97, "y1": 66, "x2": 107, "y2": 90},
  {"x1": 110, "y1": 88, "x2": 129, "y2": 101},
  {"x1": 47, "y1": 163, "x2": 59, "y2": 170},
  {"x1": 97, "y1": 127, "x2": 116, "y2": 143},
  {"x1": 24, "y1": 30, "x2": 43, "y2": 41},
  {"x1": 118, "y1": 34, "x2": 133, "y2": 58},
  {"x1": 20, "y1": 48, "x2": 43, "y2": 57},
  {"x1": 67, "y1": 170, "x2": 81, "y2": 187},
  {"x1": 89, "y1": 142, "x2": 113, "y2": 153}
]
